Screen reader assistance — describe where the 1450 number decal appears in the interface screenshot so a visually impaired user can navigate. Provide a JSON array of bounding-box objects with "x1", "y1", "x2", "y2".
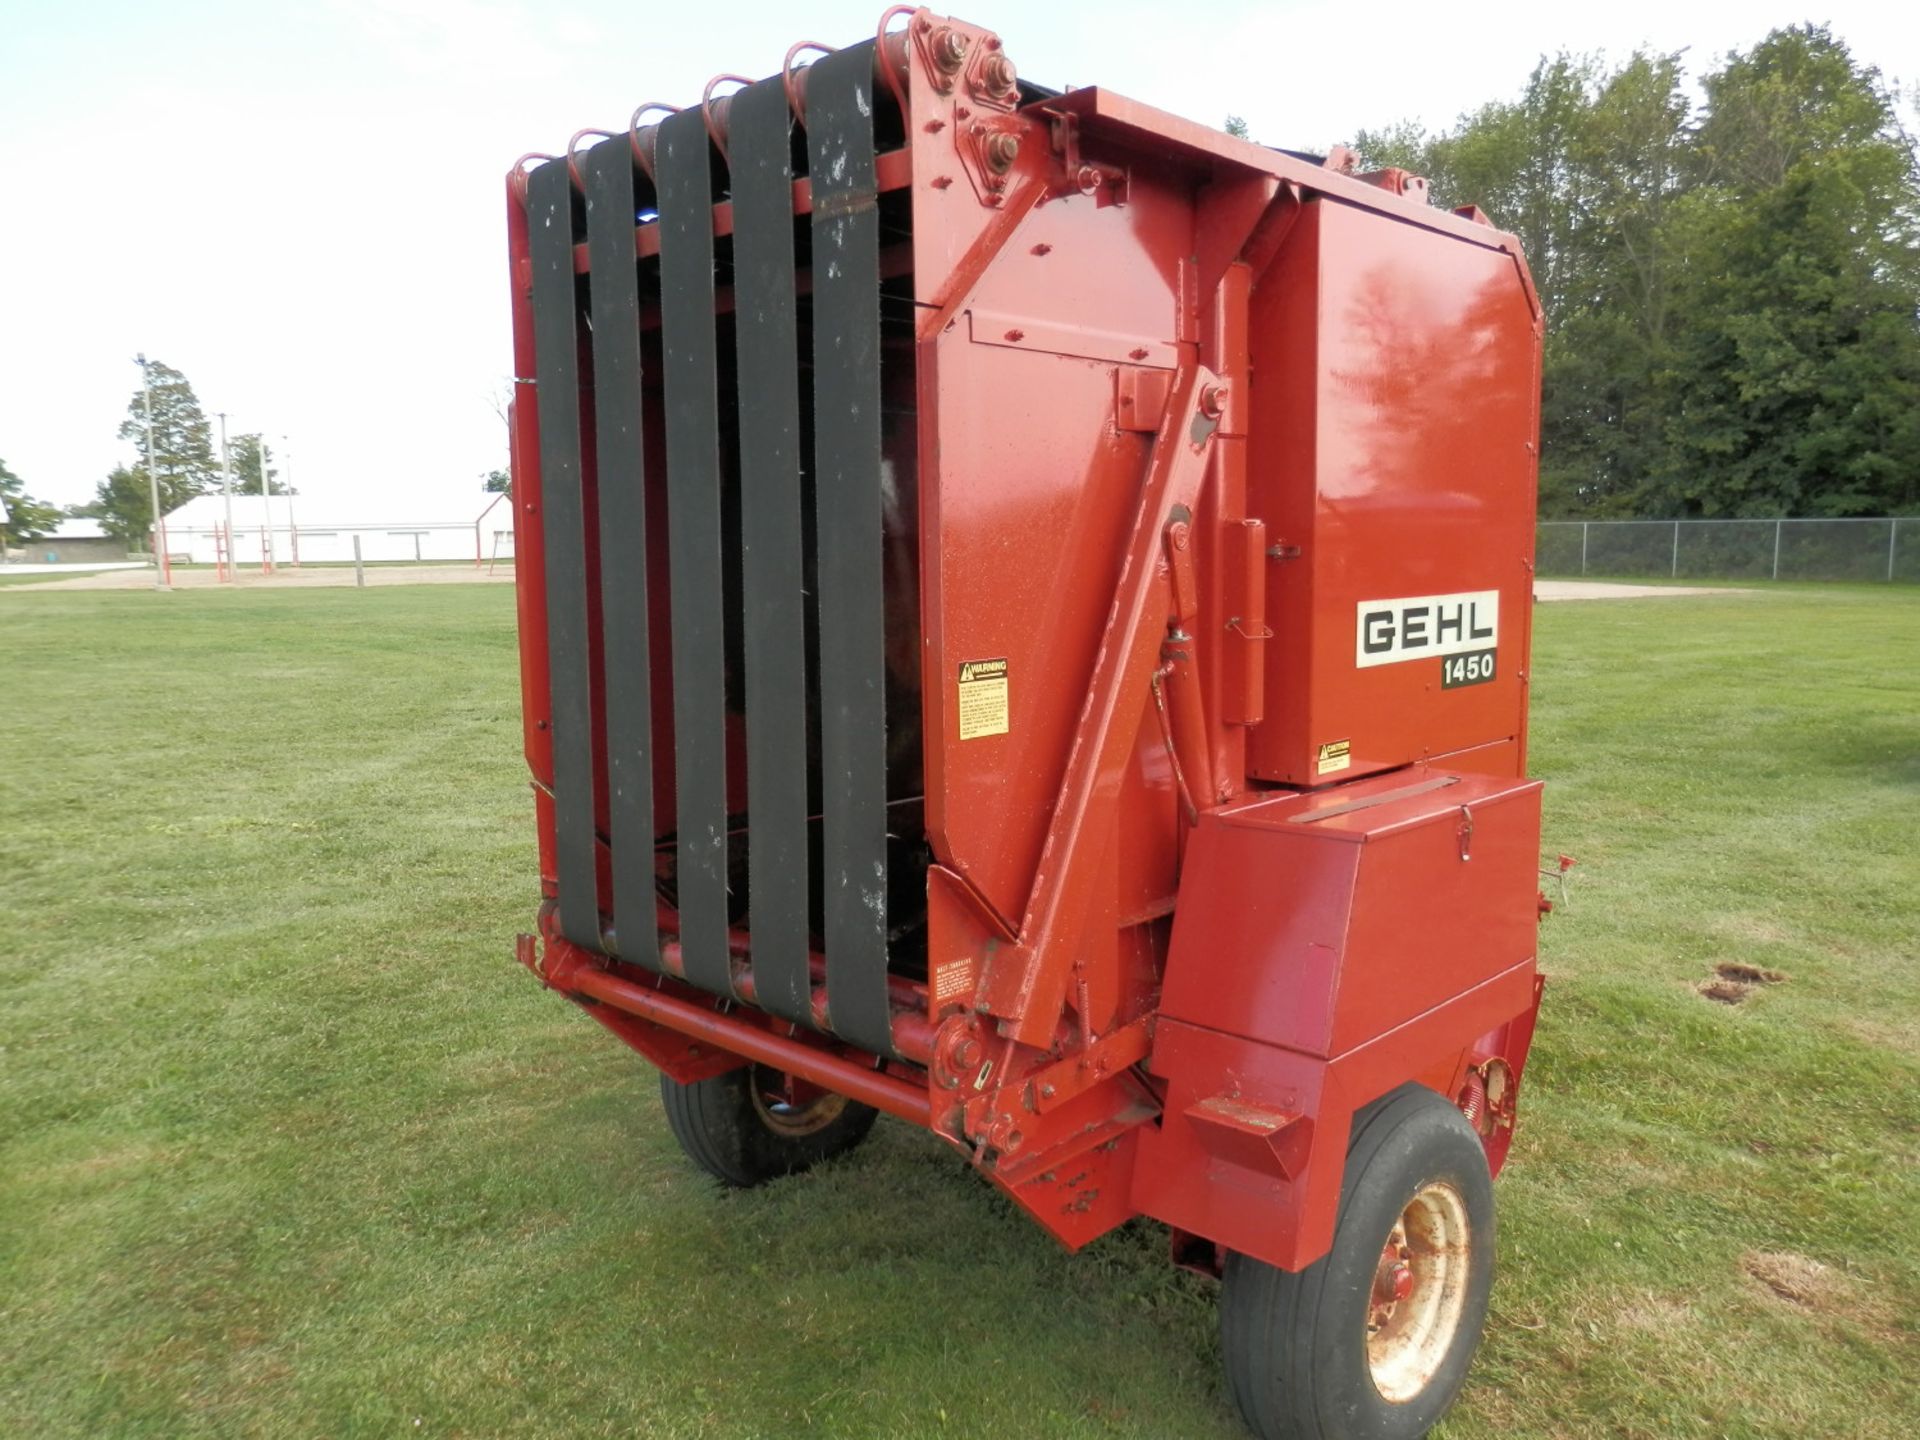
[{"x1": 1442, "y1": 648, "x2": 1497, "y2": 688}]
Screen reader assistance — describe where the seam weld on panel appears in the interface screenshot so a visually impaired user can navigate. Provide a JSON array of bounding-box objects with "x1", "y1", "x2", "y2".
[
  {"x1": 584, "y1": 136, "x2": 662, "y2": 973},
  {"x1": 731, "y1": 76, "x2": 815, "y2": 1027},
  {"x1": 808, "y1": 41, "x2": 894, "y2": 1056},
  {"x1": 657, "y1": 108, "x2": 734, "y2": 998},
  {"x1": 527, "y1": 159, "x2": 601, "y2": 950}
]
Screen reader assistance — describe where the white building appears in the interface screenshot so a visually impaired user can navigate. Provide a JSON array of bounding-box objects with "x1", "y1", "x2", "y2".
[{"x1": 160, "y1": 494, "x2": 515, "y2": 566}]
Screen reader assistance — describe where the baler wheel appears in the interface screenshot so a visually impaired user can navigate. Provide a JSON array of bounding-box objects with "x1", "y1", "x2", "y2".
[
  {"x1": 659, "y1": 1065, "x2": 878, "y2": 1188},
  {"x1": 1218, "y1": 1084, "x2": 1494, "y2": 1440}
]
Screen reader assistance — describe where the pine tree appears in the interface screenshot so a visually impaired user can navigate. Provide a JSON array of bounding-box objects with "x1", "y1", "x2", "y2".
[
  {"x1": 95, "y1": 360, "x2": 219, "y2": 540},
  {"x1": 226, "y1": 434, "x2": 293, "y2": 497}
]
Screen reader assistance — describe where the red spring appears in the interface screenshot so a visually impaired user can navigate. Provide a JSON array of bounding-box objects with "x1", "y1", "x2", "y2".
[{"x1": 1458, "y1": 1068, "x2": 1488, "y2": 1131}]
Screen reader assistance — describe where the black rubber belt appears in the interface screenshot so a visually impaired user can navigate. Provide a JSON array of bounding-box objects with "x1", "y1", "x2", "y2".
[
  {"x1": 527, "y1": 158, "x2": 601, "y2": 951},
  {"x1": 807, "y1": 42, "x2": 893, "y2": 1057},
  {"x1": 729, "y1": 76, "x2": 815, "y2": 1029},
  {"x1": 583, "y1": 135, "x2": 661, "y2": 973},
  {"x1": 655, "y1": 107, "x2": 734, "y2": 999}
]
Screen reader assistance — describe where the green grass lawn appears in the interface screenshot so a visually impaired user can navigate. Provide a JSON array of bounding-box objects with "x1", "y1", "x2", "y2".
[{"x1": 2, "y1": 584, "x2": 1915, "y2": 1438}]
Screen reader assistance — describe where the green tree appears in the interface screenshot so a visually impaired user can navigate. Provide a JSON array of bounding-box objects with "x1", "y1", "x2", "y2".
[
  {"x1": 1224, "y1": 114, "x2": 1250, "y2": 140},
  {"x1": 482, "y1": 468, "x2": 511, "y2": 494},
  {"x1": 95, "y1": 360, "x2": 218, "y2": 540},
  {"x1": 91, "y1": 466, "x2": 156, "y2": 545},
  {"x1": 1651, "y1": 27, "x2": 1920, "y2": 516},
  {"x1": 1353, "y1": 26, "x2": 1920, "y2": 519},
  {"x1": 226, "y1": 434, "x2": 293, "y2": 496},
  {"x1": 0, "y1": 456, "x2": 62, "y2": 543}
]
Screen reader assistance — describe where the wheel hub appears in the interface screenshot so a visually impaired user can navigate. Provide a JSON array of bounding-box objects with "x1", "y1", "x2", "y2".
[
  {"x1": 748, "y1": 1065, "x2": 851, "y2": 1138},
  {"x1": 1365, "y1": 1180, "x2": 1473, "y2": 1403}
]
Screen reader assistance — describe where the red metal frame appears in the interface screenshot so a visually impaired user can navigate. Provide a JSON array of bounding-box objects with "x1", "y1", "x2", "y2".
[{"x1": 504, "y1": 7, "x2": 1547, "y2": 1275}]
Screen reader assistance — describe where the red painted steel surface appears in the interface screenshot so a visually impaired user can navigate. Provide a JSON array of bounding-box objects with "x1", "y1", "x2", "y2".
[
  {"x1": 1245, "y1": 200, "x2": 1541, "y2": 787},
  {"x1": 504, "y1": 6, "x2": 1548, "y2": 1275}
]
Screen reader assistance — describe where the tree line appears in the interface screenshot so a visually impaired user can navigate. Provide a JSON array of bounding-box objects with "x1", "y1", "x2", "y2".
[
  {"x1": 1, "y1": 363, "x2": 289, "y2": 546},
  {"x1": 1351, "y1": 24, "x2": 1920, "y2": 519}
]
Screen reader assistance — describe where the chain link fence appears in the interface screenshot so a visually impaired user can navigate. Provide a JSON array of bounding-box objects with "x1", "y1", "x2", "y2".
[{"x1": 1537, "y1": 517, "x2": 1918, "y2": 583}]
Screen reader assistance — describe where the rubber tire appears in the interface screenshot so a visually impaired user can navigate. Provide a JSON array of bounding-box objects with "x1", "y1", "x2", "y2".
[
  {"x1": 1219, "y1": 1084, "x2": 1495, "y2": 1440},
  {"x1": 659, "y1": 1067, "x2": 879, "y2": 1188}
]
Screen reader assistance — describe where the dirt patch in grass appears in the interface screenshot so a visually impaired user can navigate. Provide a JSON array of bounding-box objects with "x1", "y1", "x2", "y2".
[
  {"x1": 1698, "y1": 962, "x2": 1788, "y2": 1004},
  {"x1": 1744, "y1": 1250, "x2": 1834, "y2": 1305},
  {"x1": 1716, "y1": 961, "x2": 1788, "y2": 985},
  {"x1": 1739, "y1": 1250, "x2": 1897, "y2": 1334}
]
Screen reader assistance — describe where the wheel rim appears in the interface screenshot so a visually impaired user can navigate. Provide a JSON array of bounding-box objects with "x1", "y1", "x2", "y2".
[
  {"x1": 1366, "y1": 1180, "x2": 1473, "y2": 1403},
  {"x1": 748, "y1": 1066, "x2": 850, "y2": 1138}
]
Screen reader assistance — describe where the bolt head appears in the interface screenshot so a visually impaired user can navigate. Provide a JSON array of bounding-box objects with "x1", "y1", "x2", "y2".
[{"x1": 933, "y1": 26, "x2": 968, "y2": 69}]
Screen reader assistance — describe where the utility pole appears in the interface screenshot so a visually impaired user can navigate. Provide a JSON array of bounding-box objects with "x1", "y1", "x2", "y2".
[
  {"x1": 259, "y1": 435, "x2": 275, "y2": 574},
  {"x1": 218, "y1": 413, "x2": 236, "y2": 583},
  {"x1": 282, "y1": 434, "x2": 299, "y2": 567},
  {"x1": 136, "y1": 354, "x2": 170, "y2": 590}
]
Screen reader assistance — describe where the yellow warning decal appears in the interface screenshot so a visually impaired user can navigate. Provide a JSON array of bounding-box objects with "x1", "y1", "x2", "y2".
[
  {"x1": 957, "y1": 658, "x2": 1010, "y2": 740},
  {"x1": 1316, "y1": 739, "x2": 1352, "y2": 775}
]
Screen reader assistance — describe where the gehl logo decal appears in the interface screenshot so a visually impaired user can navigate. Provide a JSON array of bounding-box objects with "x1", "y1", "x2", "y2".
[{"x1": 1354, "y1": 591, "x2": 1499, "y2": 669}]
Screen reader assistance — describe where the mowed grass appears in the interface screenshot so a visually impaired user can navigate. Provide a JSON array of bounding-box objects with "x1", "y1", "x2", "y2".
[{"x1": 1, "y1": 583, "x2": 1915, "y2": 1438}]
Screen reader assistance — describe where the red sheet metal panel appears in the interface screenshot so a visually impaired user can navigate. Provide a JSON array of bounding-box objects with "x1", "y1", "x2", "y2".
[
  {"x1": 1246, "y1": 199, "x2": 1541, "y2": 787},
  {"x1": 1159, "y1": 770, "x2": 1544, "y2": 1054}
]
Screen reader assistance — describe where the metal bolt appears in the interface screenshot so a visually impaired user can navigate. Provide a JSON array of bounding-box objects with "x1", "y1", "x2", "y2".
[
  {"x1": 1201, "y1": 382, "x2": 1231, "y2": 417},
  {"x1": 932, "y1": 26, "x2": 968, "y2": 71},
  {"x1": 985, "y1": 131, "x2": 1021, "y2": 174},
  {"x1": 953, "y1": 1036, "x2": 982, "y2": 1070},
  {"x1": 1005, "y1": 328, "x2": 1024, "y2": 342},
  {"x1": 982, "y1": 52, "x2": 1018, "y2": 95}
]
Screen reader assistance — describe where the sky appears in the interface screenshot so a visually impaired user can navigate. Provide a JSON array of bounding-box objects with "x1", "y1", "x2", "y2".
[{"x1": 2, "y1": 0, "x2": 1914, "y2": 523}]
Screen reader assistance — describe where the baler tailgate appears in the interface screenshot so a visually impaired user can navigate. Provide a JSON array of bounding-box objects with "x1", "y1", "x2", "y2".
[{"x1": 521, "y1": 41, "x2": 901, "y2": 1054}]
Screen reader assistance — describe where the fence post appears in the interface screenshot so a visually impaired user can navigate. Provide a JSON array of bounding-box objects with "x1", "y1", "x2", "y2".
[
  {"x1": 353, "y1": 534, "x2": 365, "y2": 588},
  {"x1": 1772, "y1": 520, "x2": 1782, "y2": 581},
  {"x1": 1671, "y1": 520, "x2": 1680, "y2": 578},
  {"x1": 1581, "y1": 522, "x2": 1589, "y2": 576},
  {"x1": 1891, "y1": 519, "x2": 1900, "y2": 583}
]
